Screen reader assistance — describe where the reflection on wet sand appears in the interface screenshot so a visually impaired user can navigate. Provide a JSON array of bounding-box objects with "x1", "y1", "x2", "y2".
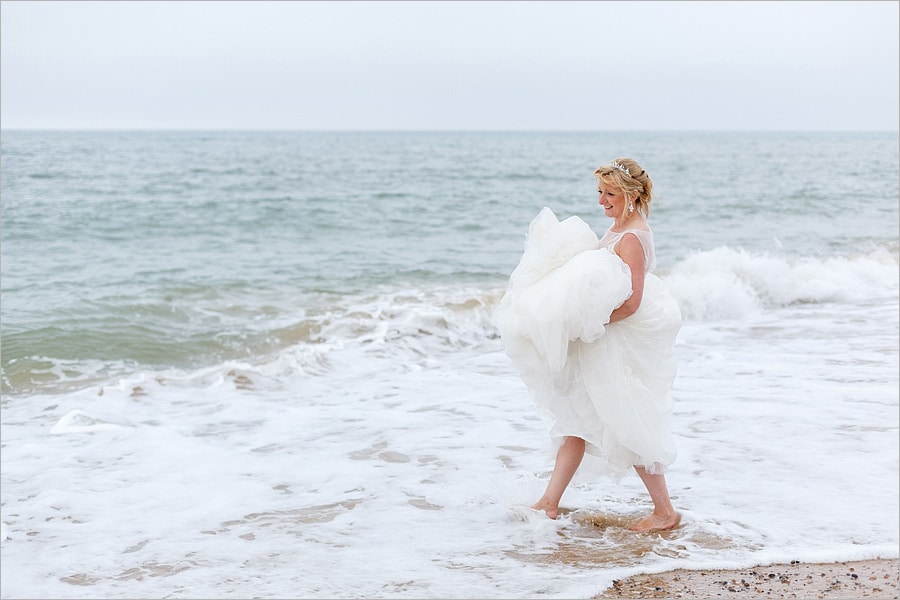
[{"x1": 506, "y1": 508, "x2": 748, "y2": 569}]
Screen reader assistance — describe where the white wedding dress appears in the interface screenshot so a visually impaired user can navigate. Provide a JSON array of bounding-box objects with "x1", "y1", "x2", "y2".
[{"x1": 494, "y1": 207, "x2": 682, "y2": 476}]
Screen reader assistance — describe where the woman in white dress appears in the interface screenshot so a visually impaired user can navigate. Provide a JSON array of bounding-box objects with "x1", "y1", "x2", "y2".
[{"x1": 495, "y1": 158, "x2": 682, "y2": 531}]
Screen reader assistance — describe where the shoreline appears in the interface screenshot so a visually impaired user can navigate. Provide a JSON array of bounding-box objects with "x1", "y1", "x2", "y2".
[{"x1": 595, "y1": 558, "x2": 899, "y2": 599}]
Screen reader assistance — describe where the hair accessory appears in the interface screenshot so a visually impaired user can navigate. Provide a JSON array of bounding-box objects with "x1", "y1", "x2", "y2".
[{"x1": 610, "y1": 161, "x2": 630, "y2": 176}]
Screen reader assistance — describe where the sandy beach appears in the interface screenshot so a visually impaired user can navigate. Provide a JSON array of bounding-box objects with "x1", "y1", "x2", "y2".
[{"x1": 596, "y1": 558, "x2": 899, "y2": 599}]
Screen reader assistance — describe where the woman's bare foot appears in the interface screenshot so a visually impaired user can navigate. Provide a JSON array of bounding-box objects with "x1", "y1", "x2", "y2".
[
  {"x1": 531, "y1": 498, "x2": 560, "y2": 520},
  {"x1": 628, "y1": 511, "x2": 680, "y2": 532}
]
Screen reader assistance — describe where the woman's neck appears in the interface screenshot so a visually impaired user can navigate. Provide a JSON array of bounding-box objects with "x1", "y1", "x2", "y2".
[{"x1": 611, "y1": 213, "x2": 647, "y2": 232}]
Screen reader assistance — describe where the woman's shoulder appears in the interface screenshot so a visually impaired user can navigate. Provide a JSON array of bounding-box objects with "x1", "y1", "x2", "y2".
[
  {"x1": 617, "y1": 229, "x2": 652, "y2": 254},
  {"x1": 608, "y1": 227, "x2": 653, "y2": 243},
  {"x1": 623, "y1": 227, "x2": 653, "y2": 238},
  {"x1": 599, "y1": 224, "x2": 656, "y2": 268}
]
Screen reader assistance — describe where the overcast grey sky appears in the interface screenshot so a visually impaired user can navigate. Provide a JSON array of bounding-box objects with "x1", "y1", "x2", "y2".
[{"x1": 2, "y1": 0, "x2": 898, "y2": 131}]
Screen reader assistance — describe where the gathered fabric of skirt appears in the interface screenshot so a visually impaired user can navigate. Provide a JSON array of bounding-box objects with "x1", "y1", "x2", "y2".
[{"x1": 494, "y1": 207, "x2": 682, "y2": 477}]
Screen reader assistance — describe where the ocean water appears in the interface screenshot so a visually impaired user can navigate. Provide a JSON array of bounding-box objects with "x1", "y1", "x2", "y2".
[{"x1": 1, "y1": 130, "x2": 898, "y2": 598}]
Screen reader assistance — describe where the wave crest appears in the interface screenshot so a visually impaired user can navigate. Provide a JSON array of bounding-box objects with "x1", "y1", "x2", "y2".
[{"x1": 664, "y1": 246, "x2": 899, "y2": 320}]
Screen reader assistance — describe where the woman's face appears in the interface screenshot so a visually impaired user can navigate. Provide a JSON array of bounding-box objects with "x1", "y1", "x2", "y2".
[{"x1": 598, "y1": 180, "x2": 628, "y2": 218}]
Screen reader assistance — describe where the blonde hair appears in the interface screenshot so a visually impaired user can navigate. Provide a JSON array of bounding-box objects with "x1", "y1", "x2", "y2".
[{"x1": 594, "y1": 157, "x2": 654, "y2": 217}]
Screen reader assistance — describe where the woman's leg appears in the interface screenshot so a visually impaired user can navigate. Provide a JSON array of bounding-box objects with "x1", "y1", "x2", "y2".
[
  {"x1": 630, "y1": 465, "x2": 680, "y2": 531},
  {"x1": 531, "y1": 436, "x2": 585, "y2": 519}
]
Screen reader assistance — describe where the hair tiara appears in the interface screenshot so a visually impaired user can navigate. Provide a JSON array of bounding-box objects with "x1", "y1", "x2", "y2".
[{"x1": 610, "y1": 161, "x2": 630, "y2": 176}]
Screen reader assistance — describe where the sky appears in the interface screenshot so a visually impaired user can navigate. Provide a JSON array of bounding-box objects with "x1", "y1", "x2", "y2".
[{"x1": 1, "y1": 0, "x2": 898, "y2": 131}]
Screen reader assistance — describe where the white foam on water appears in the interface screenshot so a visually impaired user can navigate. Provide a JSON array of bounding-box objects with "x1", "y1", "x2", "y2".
[{"x1": 2, "y1": 250, "x2": 898, "y2": 598}]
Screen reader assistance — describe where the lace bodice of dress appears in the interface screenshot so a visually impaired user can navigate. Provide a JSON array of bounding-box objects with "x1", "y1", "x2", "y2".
[{"x1": 598, "y1": 227, "x2": 657, "y2": 272}]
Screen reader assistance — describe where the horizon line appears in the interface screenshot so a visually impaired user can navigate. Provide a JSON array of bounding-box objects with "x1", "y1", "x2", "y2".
[{"x1": 3, "y1": 127, "x2": 898, "y2": 134}]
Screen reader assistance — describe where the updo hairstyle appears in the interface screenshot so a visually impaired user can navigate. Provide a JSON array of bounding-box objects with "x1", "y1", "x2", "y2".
[{"x1": 593, "y1": 157, "x2": 654, "y2": 217}]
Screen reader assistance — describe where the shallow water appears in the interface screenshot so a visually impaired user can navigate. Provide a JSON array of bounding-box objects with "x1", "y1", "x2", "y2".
[{"x1": 2, "y1": 130, "x2": 898, "y2": 598}]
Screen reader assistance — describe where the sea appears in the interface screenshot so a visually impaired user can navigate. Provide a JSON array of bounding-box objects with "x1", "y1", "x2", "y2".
[{"x1": 2, "y1": 130, "x2": 898, "y2": 599}]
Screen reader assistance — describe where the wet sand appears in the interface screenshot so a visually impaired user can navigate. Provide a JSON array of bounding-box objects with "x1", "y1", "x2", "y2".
[{"x1": 595, "y1": 558, "x2": 899, "y2": 599}]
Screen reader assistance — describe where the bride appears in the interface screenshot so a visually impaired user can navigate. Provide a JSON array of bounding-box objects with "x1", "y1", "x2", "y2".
[{"x1": 494, "y1": 157, "x2": 682, "y2": 531}]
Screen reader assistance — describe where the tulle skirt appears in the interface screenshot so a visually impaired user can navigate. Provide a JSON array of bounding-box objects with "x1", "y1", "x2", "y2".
[{"x1": 494, "y1": 208, "x2": 682, "y2": 476}]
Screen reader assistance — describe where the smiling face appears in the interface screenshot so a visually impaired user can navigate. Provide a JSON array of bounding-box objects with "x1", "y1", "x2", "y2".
[
  {"x1": 597, "y1": 180, "x2": 629, "y2": 219},
  {"x1": 594, "y1": 158, "x2": 653, "y2": 221}
]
